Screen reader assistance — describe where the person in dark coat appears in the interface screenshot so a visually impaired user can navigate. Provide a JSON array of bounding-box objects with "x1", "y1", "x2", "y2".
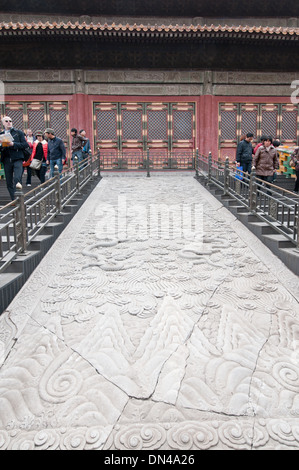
[
  {"x1": 236, "y1": 132, "x2": 254, "y2": 174},
  {"x1": 0, "y1": 116, "x2": 29, "y2": 200},
  {"x1": 44, "y1": 128, "x2": 66, "y2": 178}
]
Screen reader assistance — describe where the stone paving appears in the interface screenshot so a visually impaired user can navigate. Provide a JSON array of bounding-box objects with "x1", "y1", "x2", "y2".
[{"x1": 0, "y1": 172, "x2": 299, "y2": 450}]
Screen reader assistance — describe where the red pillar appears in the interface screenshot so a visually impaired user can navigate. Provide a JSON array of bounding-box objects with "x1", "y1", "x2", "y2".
[
  {"x1": 69, "y1": 93, "x2": 94, "y2": 152},
  {"x1": 198, "y1": 95, "x2": 218, "y2": 158}
]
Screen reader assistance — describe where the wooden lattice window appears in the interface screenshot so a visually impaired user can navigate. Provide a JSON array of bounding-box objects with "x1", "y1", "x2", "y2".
[
  {"x1": 241, "y1": 104, "x2": 258, "y2": 138},
  {"x1": 95, "y1": 104, "x2": 118, "y2": 141},
  {"x1": 220, "y1": 104, "x2": 238, "y2": 142},
  {"x1": 27, "y1": 103, "x2": 46, "y2": 133},
  {"x1": 2, "y1": 101, "x2": 69, "y2": 145},
  {"x1": 219, "y1": 102, "x2": 299, "y2": 149},
  {"x1": 281, "y1": 105, "x2": 298, "y2": 142},
  {"x1": 121, "y1": 104, "x2": 143, "y2": 141},
  {"x1": 172, "y1": 106, "x2": 193, "y2": 141},
  {"x1": 261, "y1": 105, "x2": 279, "y2": 138},
  {"x1": 94, "y1": 101, "x2": 195, "y2": 151},
  {"x1": 147, "y1": 108, "x2": 168, "y2": 141},
  {"x1": 48, "y1": 103, "x2": 68, "y2": 142}
]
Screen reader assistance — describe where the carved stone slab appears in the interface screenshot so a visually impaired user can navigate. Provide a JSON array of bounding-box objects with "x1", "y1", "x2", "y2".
[{"x1": 0, "y1": 173, "x2": 298, "y2": 450}]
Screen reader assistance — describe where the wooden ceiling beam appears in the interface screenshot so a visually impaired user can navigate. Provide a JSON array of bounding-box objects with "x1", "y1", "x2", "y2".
[{"x1": 0, "y1": 0, "x2": 299, "y2": 17}]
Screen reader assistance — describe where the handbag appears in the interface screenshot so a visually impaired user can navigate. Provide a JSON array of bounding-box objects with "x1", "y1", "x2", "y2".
[
  {"x1": 235, "y1": 166, "x2": 243, "y2": 181},
  {"x1": 23, "y1": 147, "x2": 32, "y2": 161},
  {"x1": 30, "y1": 158, "x2": 42, "y2": 170}
]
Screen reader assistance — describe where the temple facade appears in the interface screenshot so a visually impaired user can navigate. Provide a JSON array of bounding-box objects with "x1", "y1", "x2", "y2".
[{"x1": 0, "y1": 1, "x2": 298, "y2": 163}]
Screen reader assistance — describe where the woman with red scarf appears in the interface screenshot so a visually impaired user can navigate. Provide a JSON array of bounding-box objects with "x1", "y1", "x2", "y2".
[{"x1": 24, "y1": 131, "x2": 48, "y2": 184}]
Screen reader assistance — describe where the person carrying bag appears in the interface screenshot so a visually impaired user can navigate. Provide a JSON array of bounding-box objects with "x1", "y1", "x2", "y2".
[
  {"x1": 29, "y1": 131, "x2": 49, "y2": 183},
  {"x1": 289, "y1": 148, "x2": 299, "y2": 194},
  {"x1": 0, "y1": 116, "x2": 29, "y2": 200}
]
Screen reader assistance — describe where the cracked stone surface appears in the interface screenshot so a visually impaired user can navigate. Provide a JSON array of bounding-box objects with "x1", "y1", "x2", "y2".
[{"x1": 0, "y1": 172, "x2": 299, "y2": 450}]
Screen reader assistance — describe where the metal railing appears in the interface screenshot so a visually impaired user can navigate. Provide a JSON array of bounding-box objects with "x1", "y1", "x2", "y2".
[
  {"x1": 98, "y1": 150, "x2": 195, "y2": 172},
  {"x1": 0, "y1": 154, "x2": 101, "y2": 272},
  {"x1": 1, "y1": 149, "x2": 297, "y2": 273},
  {"x1": 195, "y1": 151, "x2": 299, "y2": 249}
]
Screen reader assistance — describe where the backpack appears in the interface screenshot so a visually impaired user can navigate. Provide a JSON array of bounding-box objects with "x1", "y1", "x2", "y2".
[
  {"x1": 23, "y1": 146, "x2": 32, "y2": 161},
  {"x1": 13, "y1": 129, "x2": 31, "y2": 161}
]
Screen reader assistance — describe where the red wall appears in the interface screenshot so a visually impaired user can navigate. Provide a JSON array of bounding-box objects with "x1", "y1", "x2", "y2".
[{"x1": 5, "y1": 93, "x2": 292, "y2": 161}]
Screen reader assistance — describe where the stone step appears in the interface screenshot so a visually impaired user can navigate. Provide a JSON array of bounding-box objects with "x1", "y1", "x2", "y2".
[
  {"x1": 237, "y1": 211, "x2": 260, "y2": 223},
  {"x1": 0, "y1": 270, "x2": 23, "y2": 290},
  {"x1": 4, "y1": 250, "x2": 40, "y2": 274},
  {"x1": 62, "y1": 204, "x2": 79, "y2": 213},
  {"x1": 195, "y1": 178, "x2": 299, "y2": 276},
  {"x1": 262, "y1": 232, "x2": 295, "y2": 249},
  {"x1": 249, "y1": 221, "x2": 280, "y2": 236},
  {"x1": 0, "y1": 269, "x2": 24, "y2": 312},
  {"x1": 228, "y1": 199, "x2": 243, "y2": 207},
  {"x1": 0, "y1": 251, "x2": 18, "y2": 270},
  {"x1": 278, "y1": 246, "x2": 299, "y2": 275},
  {"x1": 29, "y1": 233, "x2": 55, "y2": 250},
  {"x1": 43, "y1": 221, "x2": 65, "y2": 235}
]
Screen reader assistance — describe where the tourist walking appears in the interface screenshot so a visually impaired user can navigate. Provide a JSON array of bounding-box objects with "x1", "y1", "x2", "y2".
[
  {"x1": 44, "y1": 128, "x2": 66, "y2": 178},
  {"x1": 289, "y1": 148, "x2": 299, "y2": 194},
  {"x1": 253, "y1": 136, "x2": 279, "y2": 193},
  {"x1": 79, "y1": 129, "x2": 91, "y2": 159},
  {"x1": 0, "y1": 116, "x2": 29, "y2": 200},
  {"x1": 30, "y1": 131, "x2": 48, "y2": 184},
  {"x1": 24, "y1": 129, "x2": 35, "y2": 186},
  {"x1": 253, "y1": 135, "x2": 267, "y2": 155},
  {"x1": 272, "y1": 139, "x2": 281, "y2": 183},
  {"x1": 71, "y1": 128, "x2": 87, "y2": 164},
  {"x1": 236, "y1": 132, "x2": 254, "y2": 174}
]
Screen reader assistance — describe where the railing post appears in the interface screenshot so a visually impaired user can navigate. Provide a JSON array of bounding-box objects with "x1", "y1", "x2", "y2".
[
  {"x1": 249, "y1": 167, "x2": 257, "y2": 213},
  {"x1": 296, "y1": 205, "x2": 299, "y2": 251},
  {"x1": 89, "y1": 155, "x2": 93, "y2": 181},
  {"x1": 97, "y1": 151, "x2": 102, "y2": 179},
  {"x1": 54, "y1": 165, "x2": 62, "y2": 214},
  {"x1": 208, "y1": 151, "x2": 212, "y2": 185},
  {"x1": 223, "y1": 156, "x2": 230, "y2": 195},
  {"x1": 15, "y1": 183, "x2": 27, "y2": 254},
  {"x1": 146, "y1": 147, "x2": 151, "y2": 177},
  {"x1": 195, "y1": 148, "x2": 199, "y2": 178},
  {"x1": 74, "y1": 156, "x2": 80, "y2": 193}
]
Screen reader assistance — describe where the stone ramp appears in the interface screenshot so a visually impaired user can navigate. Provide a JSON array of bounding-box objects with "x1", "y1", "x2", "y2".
[{"x1": 0, "y1": 173, "x2": 298, "y2": 450}]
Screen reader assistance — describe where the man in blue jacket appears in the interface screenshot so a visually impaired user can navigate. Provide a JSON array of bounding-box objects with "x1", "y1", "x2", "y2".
[
  {"x1": 0, "y1": 116, "x2": 29, "y2": 200},
  {"x1": 236, "y1": 132, "x2": 254, "y2": 174},
  {"x1": 44, "y1": 128, "x2": 66, "y2": 178}
]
